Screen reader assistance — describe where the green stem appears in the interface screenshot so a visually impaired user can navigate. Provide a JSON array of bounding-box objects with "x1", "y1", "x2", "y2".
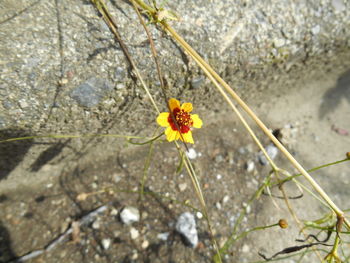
[
  {"x1": 128, "y1": 133, "x2": 164, "y2": 145},
  {"x1": 0, "y1": 133, "x2": 151, "y2": 143}
]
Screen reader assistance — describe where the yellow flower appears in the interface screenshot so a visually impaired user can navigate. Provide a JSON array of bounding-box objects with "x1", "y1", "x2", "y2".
[{"x1": 156, "y1": 98, "x2": 202, "y2": 144}]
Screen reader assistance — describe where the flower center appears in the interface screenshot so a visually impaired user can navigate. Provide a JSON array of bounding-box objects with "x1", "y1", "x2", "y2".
[{"x1": 168, "y1": 108, "x2": 193, "y2": 133}]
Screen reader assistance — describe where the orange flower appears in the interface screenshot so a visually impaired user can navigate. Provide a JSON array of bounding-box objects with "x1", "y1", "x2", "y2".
[{"x1": 156, "y1": 98, "x2": 202, "y2": 144}]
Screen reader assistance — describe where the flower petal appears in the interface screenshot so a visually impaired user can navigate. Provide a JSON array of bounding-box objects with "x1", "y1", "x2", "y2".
[
  {"x1": 181, "y1": 102, "x2": 193, "y2": 112},
  {"x1": 191, "y1": 114, "x2": 203, "y2": 128},
  {"x1": 169, "y1": 98, "x2": 180, "y2": 111},
  {"x1": 157, "y1": 112, "x2": 170, "y2": 127},
  {"x1": 165, "y1": 127, "x2": 179, "y2": 142},
  {"x1": 180, "y1": 131, "x2": 194, "y2": 144}
]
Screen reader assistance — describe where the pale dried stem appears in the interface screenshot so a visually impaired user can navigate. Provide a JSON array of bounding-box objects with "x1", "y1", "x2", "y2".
[{"x1": 161, "y1": 22, "x2": 349, "y2": 229}]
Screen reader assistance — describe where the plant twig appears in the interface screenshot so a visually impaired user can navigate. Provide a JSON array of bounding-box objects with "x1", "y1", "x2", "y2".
[
  {"x1": 91, "y1": 0, "x2": 160, "y2": 114},
  {"x1": 157, "y1": 17, "x2": 349, "y2": 228}
]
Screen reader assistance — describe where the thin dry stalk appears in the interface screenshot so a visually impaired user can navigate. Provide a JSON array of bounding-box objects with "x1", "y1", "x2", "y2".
[{"x1": 159, "y1": 21, "x2": 349, "y2": 229}]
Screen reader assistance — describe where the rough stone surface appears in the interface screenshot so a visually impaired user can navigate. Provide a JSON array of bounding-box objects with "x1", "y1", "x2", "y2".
[
  {"x1": 175, "y1": 212, "x2": 198, "y2": 248},
  {"x1": 0, "y1": 0, "x2": 349, "y2": 134},
  {"x1": 70, "y1": 78, "x2": 113, "y2": 108}
]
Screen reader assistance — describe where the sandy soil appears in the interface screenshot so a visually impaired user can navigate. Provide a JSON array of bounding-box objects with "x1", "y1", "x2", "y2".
[{"x1": 0, "y1": 64, "x2": 350, "y2": 263}]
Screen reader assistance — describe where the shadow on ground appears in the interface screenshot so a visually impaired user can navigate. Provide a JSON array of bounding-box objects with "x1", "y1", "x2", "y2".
[
  {"x1": 0, "y1": 219, "x2": 16, "y2": 263},
  {"x1": 0, "y1": 129, "x2": 33, "y2": 181},
  {"x1": 0, "y1": 153, "x2": 212, "y2": 262},
  {"x1": 319, "y1": 69, "x2": 350, "y2": 119}
]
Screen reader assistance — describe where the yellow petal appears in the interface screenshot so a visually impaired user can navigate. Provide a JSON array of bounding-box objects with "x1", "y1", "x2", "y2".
[
  {"x1": 165, "y1": 127, "x2": 179, "y2": 142},
  {"x1": 181, "y1": 102, "x2": 193, "y2": 112},
  {"x1": 181, "y1": 131, "x2": 194, "y2": 144},
  {"x1": 191, "y1": 114, "x2": 203, "y2": 128},
  {"x1": 156, "y1": 112, "x2": 170, "y2": 127},
  {"x1": 168, "y1": 98, "x2": 180, "y2": 112}
]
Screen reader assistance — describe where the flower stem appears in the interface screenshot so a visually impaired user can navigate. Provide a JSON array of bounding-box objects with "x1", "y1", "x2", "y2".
[{"x1": 160, "y1": 21, "x2": 349, "y2": 229}]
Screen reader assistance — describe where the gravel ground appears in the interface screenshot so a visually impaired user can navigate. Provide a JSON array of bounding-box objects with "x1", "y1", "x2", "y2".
[{"x1": 0, "y1": 0, "x2": 350, "y2": 262}]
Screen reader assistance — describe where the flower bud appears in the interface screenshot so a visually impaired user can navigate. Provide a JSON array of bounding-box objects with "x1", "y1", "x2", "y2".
[
  {"x1": 278, "y1": 219, "x2": 288, "y2": 229},
  {"x1": 346, "y1": 152, "x2": 350, "y2": 159}
]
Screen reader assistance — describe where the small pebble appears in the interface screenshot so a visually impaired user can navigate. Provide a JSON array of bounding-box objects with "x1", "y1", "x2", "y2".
[
  {"x1": 258, "y1": 144, "x2": 278, "y2": 165},
  {"x1": 19, "y1": 100, "x2": 29, "y2": 108},
  {"x1": 110, "y1": 208, "x2": 118, "y2": 216},
  {"x1": 131, "y1": 252, "x2": 138, "y2": 260},
  {"x1": 92, "y1": 220, "x2": 100, "y2": 229},
  {"x1": 245, "y1": 161, "x2": 255, "y2": 172},
  {"x1": 186, "y1": 148, "x2": 197, "y2": 159},
  {"x1": 222, "y1": 195, "x2": 230, "y2": 203},
  {"x1": 120, "y1": 206, "x2": 140, "y2": 225},
  {"x1": 242, "y1": 244, "x2": 250, "y2": 253},
  {"x1": 311, "y1": 25, "x2": 320, "y2": 35},
  {"x1": 216, "y1": 174, "x2": 222, "y2": 180},
  {"x1": 238, "y1": 147, "x2": 246, "y2": 154},
  {"x1": 113, "y1": 174, "x2": 122, "y2": 183},
  {"x1": 176, "y1": 212, "x2": 198, "y2": 248},
  {"x1": 157, "y1": 232, "x2": 170, "y2": 241},
  {"x1": 142, "y1": 211, "x2": 148, "y2": 219},
  {"x1": 141, "y1": 240, "x2": 149, "y2": 249},
  {"x1": 216, "y1": 202, "x2": 222, "y2": 210},
  {"x1": 196, "y1": 212, "x2": 203, "y2": 219},
  {"x1": 215, "y1": 155, "x2": 224, "y2": 163},
  {"x1": 102, "y1": 238, "x2": 111, "y2": 250},
  {"x1": 274, "y1": 38, "x2": 285, "y2": 48},
  {"x1": 130, "y1": 227, "x2": 139, "y2": 240},
  {"x1": 178, "y1": 183, "x2": 187, "y2": 192}
]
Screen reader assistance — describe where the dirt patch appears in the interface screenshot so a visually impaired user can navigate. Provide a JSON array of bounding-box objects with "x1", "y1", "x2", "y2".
[{"x1": 1, "y1": 61, "x2": 350, "y2": 263}]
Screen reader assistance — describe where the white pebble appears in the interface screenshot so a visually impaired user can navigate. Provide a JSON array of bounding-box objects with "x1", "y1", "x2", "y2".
[
  {"x1": 274, "y1": 38, "x2": 285, "y2": 48},
  {"x1": 141, "y1": 240, "x2": 149, "y2": 249},
  {"x1": 216, "y1": 174, "x2": 222, "y2": 180},
  {"x1": 130, "y1": 227, "x2": 139, "y2": 239},
  {"x1": 196, "y1": 212, "x2": 203, "y2": 219},
  {"x1": 186, "y1": 148, "x2": 197, "y2": 159},
  {"x1": 113, "y1": 174, "x2": 122, "y2": 183},
  {"x1": 157, "y1": 232, "x2": 170, "y2": 241},
  {"x1": 131, "y1": 252, "x2": 138, "y2": 260},
  {"x1": 19, "y1": 99, "x2": 29, "y2": 108},
  {"x1": 245, "y1": 161, "x2": 255, "y2": 172},
  {"x1": 242, "y1": 244, "x2": 250, "y2": 253},
  {"x1": 222, "y1": 195, "x2": 230, "y2": 203},
  {"x1": 176, "y1": 212, "x2": 198, "y2": 247},
  {"x1": 178, "y1": 183, "x2": 187, "y2": 192},
  {"x1": 92, "y1": 220, "x2": 100, "y2": 229},
  {"x1": 102, "y1": 238, "x2": 111, "y2": 250},
  {"x1": 110, "y1": 208, "x2": 118, "y2": 216},
  {"x1": 311, "y1": 25, "x2": 320, "y2": 35},
  {"x1": 120, "y1": 206, "x2": 140, "y2": 225}
]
